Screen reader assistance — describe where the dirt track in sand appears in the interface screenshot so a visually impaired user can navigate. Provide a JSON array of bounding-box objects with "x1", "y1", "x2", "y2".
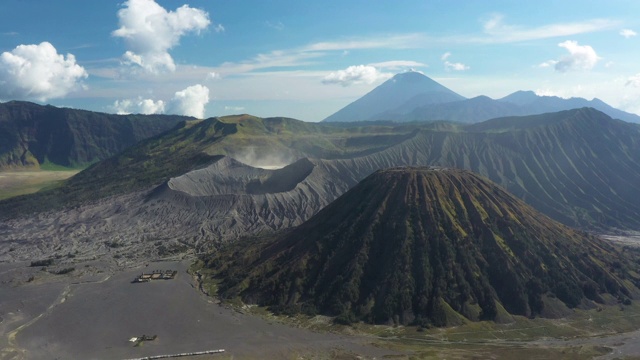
[{"x1": 0, "y1": 260, "x2": 393, "y2": 360}]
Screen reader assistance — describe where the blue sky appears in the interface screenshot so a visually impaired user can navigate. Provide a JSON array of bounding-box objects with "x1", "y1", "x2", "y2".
[{"x1": 1, "y1": 0, "x2": 639, "y2": 121}]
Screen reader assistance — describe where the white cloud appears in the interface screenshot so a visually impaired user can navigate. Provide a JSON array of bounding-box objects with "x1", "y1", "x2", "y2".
[
  {"x1": 441, "y1": 52, "x2": 468, "y2": 71},
  {"x1": 302, "y1": 33, "x2": 425, "y2": 52},
  {"x1": 620, "y1": 29, "x2": 637, "y2": 38},
  {"x1": 627, "y1": 74, "x2": 640, "y2": 87},
  {"x1": 444, "y1": 61, "x2": 470, "y2": 71},
  {"x1": 0, "y1": 42, "x2": 87, "y2": 101},
  {"x1": 537, "y1": 60, "x2": 557, "y2": 68},
  {"x1": 479, "y1": 14, "x2": 617, "y2": 43},
  {"x1": 224, "y1": 105, "x2": 245, "y2": 111},
  {"x1": 368, "y1": 60, "x2": 427, "y2": 70},
  {"x1": 168, "y1": 84, "x2": 210, "y2": 118},
  {"x1": 322, "y1": 65, "x2": 392, "y2": 87},
  {"x1": 554, "y1": 40, "x2": 600, "y2": 72},
  {"x1": 214, "y1": 24, "x2": 225, "y2": 33},
  {"x1": 112, "y1": 0, "x2": 210, "y2": 74},
  {"x1": 207, "y1": 71, "x2": 221, "y2": 80},
  {"x1": 534, "y1": 88, "x2": 567, "y2": 98},
  {"x1": 216, "y1": 50, "x2": 321, "y2": 76},
  {"x1": 112, "y1": 97, "x2": 165, "y2": 115}
]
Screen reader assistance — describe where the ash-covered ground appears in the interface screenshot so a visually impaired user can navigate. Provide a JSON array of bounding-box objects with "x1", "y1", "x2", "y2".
[{"x1": 0, "y1": 259, "x2": 392, "y2": 359}]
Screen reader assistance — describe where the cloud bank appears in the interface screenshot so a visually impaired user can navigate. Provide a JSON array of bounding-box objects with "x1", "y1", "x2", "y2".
[
  {"x1": 322, "y1": 65, "x2": 391, "y2": 86},
  {"x1": 554, "y1": 40, "x2": 599, "y2": 72},
  {"x1": 0, "y1": 42, "x2": 87, "y2": 101},
  {"x1": 112, "y1": 0, "x2": 210, "y2": 74},
  {"x1": 113, "y1": 84, "x2": 210, "y2": 118},
  {"x1": 113, "y1": 97, "x2": 165, "y2": 115}
]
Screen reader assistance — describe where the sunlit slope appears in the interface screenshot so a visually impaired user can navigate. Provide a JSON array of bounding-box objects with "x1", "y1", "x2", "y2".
[{"x1": 209, "y1": 168, "x2": 640, "y2": 326}]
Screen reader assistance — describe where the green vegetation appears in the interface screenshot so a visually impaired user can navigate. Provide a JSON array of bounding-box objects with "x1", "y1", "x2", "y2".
[
  {"x1": 38, "y1": 161, "x2": 86, "y2": 171},
  {"x1": 0, "y1": 170, "x2": 80, "y2": 200},
  {"x1": 0, "y1": 100, "x2": 188, "y2": 170}
]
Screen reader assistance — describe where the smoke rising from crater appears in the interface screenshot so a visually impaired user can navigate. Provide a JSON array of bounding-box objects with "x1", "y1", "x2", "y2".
[{"x1": 231, "y1": 147, "x2": 296, "y2": 169}]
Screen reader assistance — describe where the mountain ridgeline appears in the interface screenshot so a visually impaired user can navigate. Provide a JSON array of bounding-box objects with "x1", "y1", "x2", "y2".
[
  {"x1": 322, "y1": 72, "x2": 640, "y2": 123},
  {"x1": 208, "y1": 168, "x2": 640, "y2": 326},
  {"x1": 2, "y1": 108, "x2": 640, "y2": 249},
  {"x1": 0, "y1": 101, "x2": 190, "y2": 169}
]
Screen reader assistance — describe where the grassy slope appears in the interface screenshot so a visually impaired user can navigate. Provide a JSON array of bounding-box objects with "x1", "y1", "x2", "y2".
[{"x1": 0, "y1": 170, "x2": 79, "y2": 200}]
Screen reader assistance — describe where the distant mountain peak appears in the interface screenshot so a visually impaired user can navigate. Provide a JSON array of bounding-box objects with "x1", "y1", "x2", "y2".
[
  {"x1": 498, "y1": 90, "x2": 539, "y2": 105},
  {"x1": 322, "y1": 72, "x2": 465, "y2": 122}
]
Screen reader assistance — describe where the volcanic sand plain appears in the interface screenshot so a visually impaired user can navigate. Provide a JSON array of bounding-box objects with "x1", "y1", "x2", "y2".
[{"x1": 0, "y1": 260, "x2": 391, "y2": 360}]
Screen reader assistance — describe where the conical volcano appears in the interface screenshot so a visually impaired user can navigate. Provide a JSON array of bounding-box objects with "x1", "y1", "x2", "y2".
[
  {"x1": 322, "y1": 71, "x2": 465, "y2": 122},
  {"x1": 209, "y1": 167, "x2": 638, "y2": 326}
]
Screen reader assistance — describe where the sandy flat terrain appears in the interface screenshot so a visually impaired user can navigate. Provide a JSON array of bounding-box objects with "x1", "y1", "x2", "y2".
[
  {"x1": 1, "y1": 260, "x2": 392, "y2": 360},
  {"x1": 0, "y1": 171, "x2": 79, "y2": 200}
]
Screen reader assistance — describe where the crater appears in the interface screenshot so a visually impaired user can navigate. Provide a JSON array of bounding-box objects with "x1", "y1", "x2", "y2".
[{"x1": 245, "y1": 158, "x2": 315, "y2": 195}]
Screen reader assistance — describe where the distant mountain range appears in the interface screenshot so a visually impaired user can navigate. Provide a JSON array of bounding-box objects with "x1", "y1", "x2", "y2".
[
  {"x1": 322, "y1": 72, "x2": 640, "y2": 124},
  {"x1": 0, "y1": 101, "x2": 190, "y2": 169},
  {"x1": 209, "y1": 167, "x2": 639, "y2": 326}
]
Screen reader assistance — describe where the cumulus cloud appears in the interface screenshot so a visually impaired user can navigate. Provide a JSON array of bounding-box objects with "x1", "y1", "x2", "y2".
[
  {"x1": 322, "y1": 65, "x2": 391, "y2": 86},
  {"x1": 627, "y1": 74, "x2": 640, "y2": 87},
  {"x1": 620, "y1": 29, "x2": 637, "y2": 38},
  {"x1": 168, "y1": 84, "x2": 210, "y2": 118},
  {"x1": 112, "y1": 0, "x2": 210, "y2": 74},
  {"x1": 444, "y1": 61, "x2": 470, "y2": 71},
  {"x1": 112, "y1": 84, "x2": 210, "y2": 117},
  {"x1": 440, "y1": 52, "x2": 469, "y2": 71},
  {"x1": 112, "y1": 97, "x2": 165, "y2": 115},
  {"x1": 0, "y1": 42, "x2": 87, "y2": 101},
  {"x1": 554, "y1": 40, "x2": 600, "y2": 72}
]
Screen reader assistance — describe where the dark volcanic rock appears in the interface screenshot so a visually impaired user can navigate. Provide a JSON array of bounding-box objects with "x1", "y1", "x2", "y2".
[{"x1": 210, "y1": 167, "x2": 639, "y2": 326}]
